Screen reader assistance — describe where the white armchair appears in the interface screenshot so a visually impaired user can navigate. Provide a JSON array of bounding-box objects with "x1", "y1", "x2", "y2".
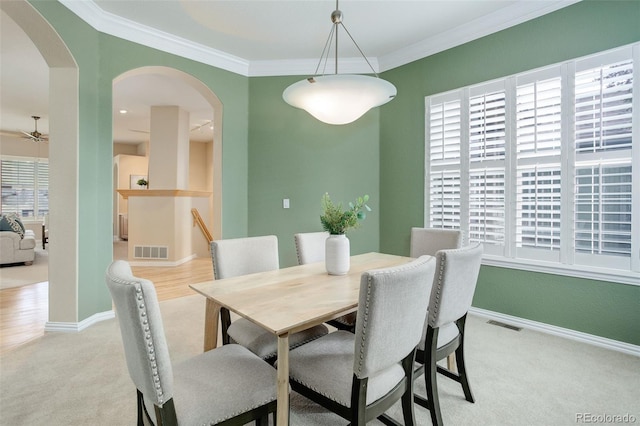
[
  {"x1": 0, "y1": 230, "x2": 36, "y2": 265},
  {"x1": 0, "y1": 213, "x2": 36, "y2": 265}
]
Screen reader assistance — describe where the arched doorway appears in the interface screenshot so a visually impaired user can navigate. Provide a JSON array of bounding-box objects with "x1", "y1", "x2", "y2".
[
  {"x1": 1, "y1": 1, "x2": 80, "y2": 327},
  {"x1": 112, "y1": 66, "x2": 223, "y2": 255}
]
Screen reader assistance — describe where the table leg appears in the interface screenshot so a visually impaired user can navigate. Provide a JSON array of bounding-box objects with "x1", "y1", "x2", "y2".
[
  {"x1": 447, "y1": 353, "x2": 456, "y2": 372},
  {"x1": 276, "y1": 333, "x2": 290, "y2": 425},
  {"x1": 204, "y1": 298, "x2": 220, "y2": 352}
]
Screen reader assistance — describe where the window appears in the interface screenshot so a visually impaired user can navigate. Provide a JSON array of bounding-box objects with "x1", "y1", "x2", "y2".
[
  {"x1": 425, "y1": 44, "x2": 639, "y2": 283},
  {"x1": 1, "y1": 156, "x2": 49, "y2": 220}
]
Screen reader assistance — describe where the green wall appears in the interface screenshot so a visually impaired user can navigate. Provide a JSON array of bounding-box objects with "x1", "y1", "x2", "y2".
[
  {"x1": 29, "y1": 0, "x2": 639, "y2": 345},
  {"x1": 31, "y1": 0, "x2": 252, "y2": 320},
  {"x1": 379, "y1": 0, "x2": 640, "y2": 345},
  {"x1": 248, "y1": 76, "x2": 380, "y2": 267}
]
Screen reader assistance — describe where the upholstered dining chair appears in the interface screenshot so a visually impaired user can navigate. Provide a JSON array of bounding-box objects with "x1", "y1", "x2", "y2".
[
  {"x1": 294, "y1": 231, "x2": 328, "y2": 264},
  {"x1": 287, "y1": 255, "x2": 437, "y2": 425},
  {"x1": 414, "y1": 243, "x2": 483, "y2": 426},
  {"x1": 409, "y1": 227, "x2": 464, "y2": 374},
  {"x1": 211, "y1": 235, "x2": 328, "y2": 363},
  {"x1": 409, "y1": 227, "x2": 462, "y2": 258},
  {"x1": 294, "y1": 231, "x2": 357, "y2": 332},
  {"x1": 105, "y1": 260, "x2": 277, "y2": 426}
]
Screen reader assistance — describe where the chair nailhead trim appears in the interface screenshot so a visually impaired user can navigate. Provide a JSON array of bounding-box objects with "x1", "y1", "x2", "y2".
[
  {"x1": 355, "y1": 276, "x2": 373, "y2": 375},
  {"x1": 133, "y1": 283, "x2": 166, "y2": 404},
  {"x1": 429, "y1": 252, "x2": 447, "y2": 326},
  {"x1": 294, "y1": 239, "x2": 302, "y2": 265}
]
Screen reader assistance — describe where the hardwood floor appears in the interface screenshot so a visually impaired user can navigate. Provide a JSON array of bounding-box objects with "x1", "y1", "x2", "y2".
[
  {"x1": 0, "y1": 255, "x2": 213, "y2": 354},
  {"x1": 0, "y1": 281, "x2": 48, "y2": 354}
]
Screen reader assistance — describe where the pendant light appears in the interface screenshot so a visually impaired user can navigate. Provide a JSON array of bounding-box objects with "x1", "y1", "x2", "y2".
[{"x1": 282, "y1": 1, "x2": 396, "y2": 125}]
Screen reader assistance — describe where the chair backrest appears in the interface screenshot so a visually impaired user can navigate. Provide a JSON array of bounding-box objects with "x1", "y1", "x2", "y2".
[
  {"x1": 210, "y1": 235, "x2": 279, "y2": 279},
  {"x1": 294, "y1": 231, "x2": 329, "y2": 265},
  {"x1": 353, "y1": 255, "x2": 436, "y2": 379},
  {"x1": 105, "y1": 260, "x2": 174, "y2": 407},
  {"x1": 427, "y1": 243, "x2": 483, "y2": 329},
  {"x1": 410, "y1": 227, "x2": 462, "y2": 258}
]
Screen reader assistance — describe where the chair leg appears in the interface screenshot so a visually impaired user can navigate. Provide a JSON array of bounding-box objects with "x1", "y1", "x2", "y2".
[
  {"x1": 455, "y1": 317, "x2": 474, "y2": 403},
  {"x1": 136, "y1": 389, "x2": 145, "y2": 426},
  {"x1": 350, "y1": 376, "x2": 368, "y2": 426},
  {"x1": 424, "y1": 327, "x2": 444, "y2": 426},
  {"x1": 425, "y1": 359, "x2": 443, "y2": 426},
  {"x1": 154, "y1": 399, "x2": 178, "y2": 426},
  {"x1": 401, "y1": 352, "x2": 416, "y2": 426},
  {"x1": 255, "y1": 413, "x2": 268, "y2": 426},
  {"x1": 220, "y1": 307, "x2": 232, "y2": 345}
]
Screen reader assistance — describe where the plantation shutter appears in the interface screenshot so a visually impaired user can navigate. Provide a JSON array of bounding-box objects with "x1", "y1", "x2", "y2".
[
  {"x1": 36, "y1": 161, "x2": 49, "y2": 217},
  {"x1": 515, "y1": 72, "x2": 563, "y2": 258},
  {"x1": 468, "y1": 86, "x2": 506, "y2": 247},
  {"x1": 425, "y1": 44, "x2": 638, "y2": 279},
  {"x1": 573, "y1": 54, "x2": 633, "y2": 268},
  {"x1": 575, "y1": 59, "x2": 633, "y2": 153},
  {"x1": 427, "y1": 93, "x2": 462, "y2": 230},
  {"x1": 1, "y1": 158, "x2": 35, "y2": 217},
  {"x1": 1, "y1": 157, "x2": 48, "y2": 219}
]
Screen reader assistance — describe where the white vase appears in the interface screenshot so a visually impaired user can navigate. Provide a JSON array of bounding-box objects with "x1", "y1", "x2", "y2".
[{"x1": 325, "y1": 234, "x2": 350, "y2": 275}]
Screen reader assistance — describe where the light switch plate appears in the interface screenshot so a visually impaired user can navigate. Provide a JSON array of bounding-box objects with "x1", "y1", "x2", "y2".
[{"x1": 283, "y1": 198, "x2": 290, "y2": 209}]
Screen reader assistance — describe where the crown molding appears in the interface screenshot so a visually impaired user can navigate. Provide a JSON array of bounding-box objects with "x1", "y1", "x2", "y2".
[
  {"x1": 378, "y1": 0, "x2": 583, "y2": 72},
  {"x1": 248, "y1": 57, "x2": 381, "y2": 77},
  {"x1": 58, "y1": 0, "x2": 250, "y2": 76},
  {"x1": 59, "y1": 0, "x2": 581, "y2": 78}
]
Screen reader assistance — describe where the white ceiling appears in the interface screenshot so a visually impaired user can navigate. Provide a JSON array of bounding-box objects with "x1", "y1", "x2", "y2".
[{"x1": 0, "y1": 0, "x2": 580, "y2": 145}]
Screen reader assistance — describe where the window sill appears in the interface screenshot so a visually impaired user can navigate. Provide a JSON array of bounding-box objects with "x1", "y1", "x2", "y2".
[{"x1": 482, "y1": 255, "x2": 639, "y2": 286}]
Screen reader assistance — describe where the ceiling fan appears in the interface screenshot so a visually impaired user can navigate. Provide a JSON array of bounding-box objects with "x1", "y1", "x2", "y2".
[{"x1": 22, "y1": 116, "x2": 49, "y2": 142}]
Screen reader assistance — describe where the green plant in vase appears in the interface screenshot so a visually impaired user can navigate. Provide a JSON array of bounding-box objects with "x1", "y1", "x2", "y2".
[
  {"x1": 320, "y1": 193, "x2": 371, "y2": 235},
  {"x1": 320, "y1": 193, "x2": 372, "y2": 275}
]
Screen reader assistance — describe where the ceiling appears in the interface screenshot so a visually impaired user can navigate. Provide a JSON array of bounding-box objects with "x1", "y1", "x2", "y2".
[{"x1": 0, "y1": 0, "x2": 579, "y2": 145}]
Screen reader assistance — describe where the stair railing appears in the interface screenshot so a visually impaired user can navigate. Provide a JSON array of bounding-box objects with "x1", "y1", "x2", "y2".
[{"x1": 191, "y1": 208, "x2": 213, "y2": 246}]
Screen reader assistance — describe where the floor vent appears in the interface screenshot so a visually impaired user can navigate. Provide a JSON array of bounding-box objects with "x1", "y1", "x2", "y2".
[
  {"x1": 133, "y1": 245, "x2": 169, "y2": 260},
  {"x1": 487, "y1": 320, "x2": 522, "y2": 332}
]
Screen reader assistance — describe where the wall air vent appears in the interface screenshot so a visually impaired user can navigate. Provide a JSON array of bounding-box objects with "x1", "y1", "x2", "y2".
[
  {"x1": 133, "y1": 245, "x2": 169, "y2": 260},
  {"x1": 487, "y1": 320, "x2": 522, "y2": 332}
]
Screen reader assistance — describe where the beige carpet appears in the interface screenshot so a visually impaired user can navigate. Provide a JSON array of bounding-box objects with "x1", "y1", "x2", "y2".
[
  {"x1": 0, "y1": 246, "x2": 48, "y2": 289},
  {"x1": 0, "y1": 294, "x2": 638, "y2": 425}
]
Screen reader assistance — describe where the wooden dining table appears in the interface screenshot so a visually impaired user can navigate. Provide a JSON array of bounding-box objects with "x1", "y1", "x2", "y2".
[{"x1": 189, "y1": 251, "x2": 413, "y2": 425}]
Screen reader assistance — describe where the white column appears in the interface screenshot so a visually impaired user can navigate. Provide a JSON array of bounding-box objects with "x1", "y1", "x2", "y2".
[{"x1": 148, "y1": 106, "x2": 190, "y2": 190}]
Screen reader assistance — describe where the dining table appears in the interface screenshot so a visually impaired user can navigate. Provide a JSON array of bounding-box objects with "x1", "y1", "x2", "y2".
[{"x1": 189, "y1": 251, "x2": 414, "y2": 425}]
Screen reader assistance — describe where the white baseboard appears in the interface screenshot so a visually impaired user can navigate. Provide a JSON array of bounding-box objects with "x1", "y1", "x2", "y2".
[
  {"x1": 40, "y1": 303, "x2": 639, "y2": 357},
  {"x1": 128, "y1": 253, "x2": 197, "y2": 267},
  {"x1": 469, "y1": 307, "x2": 640, "y2": 357},
  {"x1": 44, "y1": 310, "x2": 115, "y2": 333}
]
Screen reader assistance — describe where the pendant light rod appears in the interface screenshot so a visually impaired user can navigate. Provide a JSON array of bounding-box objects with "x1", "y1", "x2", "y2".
[
  {"x1": 314, "y1": 24, "x2": 336, "y2": 76},
  {"x1": 332, "y1": 0, "x2": 339, "y2": 74},
  {"x1": 339, "y1": 20, "x2": 379, "y2": 77},
  {"x1": 312, "y1": 0, "x2": 379, "y2": 78}
]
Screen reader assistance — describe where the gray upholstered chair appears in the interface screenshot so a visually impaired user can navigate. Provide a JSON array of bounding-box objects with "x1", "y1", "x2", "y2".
[
  {"x1": 414, "y1": 243, "x2": 483, "y2": 426},
  {"x1": 105, "y1": 260, "x2": 277, "y2": 426},
  {"x1": 409, "y1": 227, "x2": 462, "y2": 258},
  {"x1": 294, "y1": 231, "x2": 328, "y2": 264},
  {"x1": 211, "y1": 235, "x2": 328, "y2": 363},
  {"x1": 287, "y1": 255, "x2": 437, "y2": 425},
  {"x1": 294, "y1": 231, "x2": 357, "y2": 332}
]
